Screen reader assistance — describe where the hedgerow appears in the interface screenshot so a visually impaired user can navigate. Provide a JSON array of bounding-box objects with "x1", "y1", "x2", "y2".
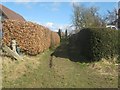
[{"x1": 69, "y1": 28, "x2": 119, "y2": 61}]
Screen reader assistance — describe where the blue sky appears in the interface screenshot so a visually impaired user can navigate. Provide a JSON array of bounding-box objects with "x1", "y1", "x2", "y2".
[{"x1": 1, "y1": 2, "x2": 118, "y2": 31}]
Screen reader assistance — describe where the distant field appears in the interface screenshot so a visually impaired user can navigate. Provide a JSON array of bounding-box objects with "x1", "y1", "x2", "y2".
[{"x1": 2, "y1": 50, "x2": 118, "y2": 88}]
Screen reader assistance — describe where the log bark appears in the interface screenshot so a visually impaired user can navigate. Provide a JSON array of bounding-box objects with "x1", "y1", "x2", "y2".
[{"x1": 2, "y1": 45, "x2": 23, "y2": 60}]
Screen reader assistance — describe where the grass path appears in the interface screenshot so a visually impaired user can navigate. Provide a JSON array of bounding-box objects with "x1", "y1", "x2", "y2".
[{"x1": 2, "y1": 50, "x2": 118, "y2": 88}]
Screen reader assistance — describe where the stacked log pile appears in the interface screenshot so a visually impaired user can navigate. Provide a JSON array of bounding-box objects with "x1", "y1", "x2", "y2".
[{"x1": 2, "y1": 19, "x2": 60, "y2": 55}]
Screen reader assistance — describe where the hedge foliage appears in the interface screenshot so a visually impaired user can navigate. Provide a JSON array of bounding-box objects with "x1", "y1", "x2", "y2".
[
  {"x1": 69, "y1": 28, "x2": 119, "y2": 61},
  {"x1": 3, "y1": 19, "x2": 60, "y2": 55}
]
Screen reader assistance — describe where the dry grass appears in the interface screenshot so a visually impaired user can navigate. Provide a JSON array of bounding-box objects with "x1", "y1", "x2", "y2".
[
  {"x1": 2, "y1": 50, "x2": 118, "y2": 88},
  {"x1": 2, "y1": 53, "x2": 41, "y2": 81},
  {"x1": 89, "y1": 58, "x2": 118, "y2": 76}
]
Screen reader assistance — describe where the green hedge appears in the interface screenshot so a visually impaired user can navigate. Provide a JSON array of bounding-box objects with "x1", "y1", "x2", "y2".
[
  {"x1": 118, "y1": 30, "x2": 120, "y2": 62},
  {"x1": 69, "y1": 28, "x2": 119, "y2": 61}
]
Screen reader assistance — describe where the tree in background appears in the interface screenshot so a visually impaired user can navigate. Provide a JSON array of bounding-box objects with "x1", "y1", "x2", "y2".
[
  {"x1": 65, "y1": 29, "x2": 68, "y2": 38},
  {"x1": 72, "y1": 3, "x2": 105, "y2": 32},
  {"x1": 58, "y1": 29, "x2": 61, "y2": 40},
  {"x1": 118, "y1": 1, "x2": 120, "y2": 29},
  {"x1": 118, "y1": 8, "x2": 120, "y2": 29},
  {"x1": 104, "y1": 8, "x2": 118, "y2": 26}
]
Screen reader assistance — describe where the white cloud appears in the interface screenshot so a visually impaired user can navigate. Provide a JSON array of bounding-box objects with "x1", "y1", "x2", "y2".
[
  {"x1": 51, "y1": 2, "x2": 61, "y2": 12},
  {"x1": 43, "y1": 22, "x2": 71, "y2": 32},
  {"x1": 45, "y1": 22, "x2": 59, "y2": 32},
  {"x1": 45, "y1": 22, "x2": 54, "y2": 28},
  {"x1": 28, "y1": 20, "x2": 72, "y2": 32}
]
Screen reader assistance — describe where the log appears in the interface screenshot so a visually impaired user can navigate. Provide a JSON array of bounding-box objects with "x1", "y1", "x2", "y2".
[{"x1": 2, "y1": 45, "x2": 23, "y2": 60}]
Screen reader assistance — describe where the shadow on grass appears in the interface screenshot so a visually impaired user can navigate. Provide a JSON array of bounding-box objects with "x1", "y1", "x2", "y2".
[{"x1": 51, "y1": 40, "x2": 93, "y2": 63}]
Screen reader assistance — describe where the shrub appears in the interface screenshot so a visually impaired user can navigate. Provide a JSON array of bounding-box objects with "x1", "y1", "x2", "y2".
[
  {"x1": 118, "y1": 30, "x2": 120, "y2": 62},
  {"x1": 3, "y1": 19, "x2": 60, "y2": 55},
  {"x1": 69, "y1": 28, "x2": 118, "y2": 61},
  {"x1": 50, "y1": 31, "x2": 60, "y2": 48}
]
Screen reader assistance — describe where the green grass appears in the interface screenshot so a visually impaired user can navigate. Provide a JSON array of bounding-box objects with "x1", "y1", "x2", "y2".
[{"x1": 2, "y1": 49, "x2": 118, "y2": 88}]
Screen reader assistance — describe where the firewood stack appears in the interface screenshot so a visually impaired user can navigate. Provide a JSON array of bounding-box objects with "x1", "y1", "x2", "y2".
[{"x1": 2, "y1": 19, "x2": 60, "y2": 55}]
